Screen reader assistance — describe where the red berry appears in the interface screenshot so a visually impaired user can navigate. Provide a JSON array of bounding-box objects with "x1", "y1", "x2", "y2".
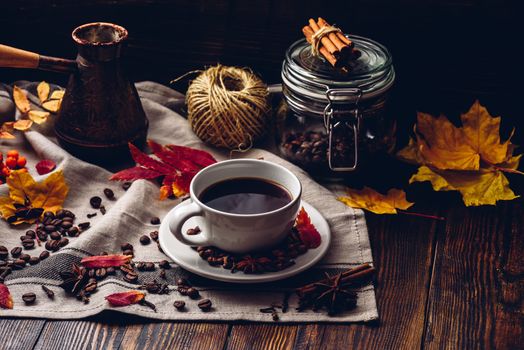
[
  {"x1": 5, "y1": 157, "x2": 17, "y2": 169},
  {"x1": 6, "y1": 150, "x2": 19, "y2": 159},
  {"x1": 17, "y1": 156, "x2": 27, "y2": 168}
]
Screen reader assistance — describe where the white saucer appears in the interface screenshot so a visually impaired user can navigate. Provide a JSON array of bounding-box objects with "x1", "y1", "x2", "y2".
[{"x1": 158, "y1": 200, "x2": 331, "y2": 283}]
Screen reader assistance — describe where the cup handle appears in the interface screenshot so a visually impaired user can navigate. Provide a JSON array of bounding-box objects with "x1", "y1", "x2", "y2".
[{"x1": 168, "y1": 200, "x2": 212, "y2": 246}]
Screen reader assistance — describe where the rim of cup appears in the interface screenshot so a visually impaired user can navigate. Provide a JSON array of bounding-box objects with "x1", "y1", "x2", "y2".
[{"x1": 189, "y1": 159, "x2": 302, "y2": 218}]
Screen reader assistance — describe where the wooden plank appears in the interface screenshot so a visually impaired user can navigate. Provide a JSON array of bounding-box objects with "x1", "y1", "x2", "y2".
[
  {"x1": 33, "y1": 317, "x2": 128, "y2": 350},
  {"x1": 0, "y1": 319, "x2": 45, "y2": 350},
  {"x1": 423, "y1": 202, "x2": 524, "y2": 349},
  {"x1": 226, "y1": 325, "x2": 298, "y2": 350},
  {"x1": 119, "y1": 322, "x2": 229, "y2": 350},
  {"x1": 292, "y1": 209, "x2": 440, "y2": 349}
]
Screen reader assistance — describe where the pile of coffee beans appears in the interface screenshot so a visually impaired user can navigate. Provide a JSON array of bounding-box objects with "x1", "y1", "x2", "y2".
[{"x1": 194, "y1": 227, "x2": 308, "y2": 274}]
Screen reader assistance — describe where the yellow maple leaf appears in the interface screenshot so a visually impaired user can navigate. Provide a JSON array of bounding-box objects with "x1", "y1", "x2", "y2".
[
  {"x1": 409, "y1": 166, "x2": 518, "y2": 206},
  {"x1": 0, "y1": 170, "x2": 69, "y2": 225},
  {"x1": 398, "y1": 101, "x2": 516, "y2": 171},
  {"x1": 12, "y1": 86, "x2": 30, "y2": 114},
  {"x1": 28, "y1": 110, "x2": 50, "y2": 124},
  {"x1": 338, "y1": 187, "x2": 414, "y2": 214},
  {"x1": 0, "y1": 122, "x2": 15, "y2": 139},
  {"x1": 37, "y1": 81, "x2": 50, "y2": 103},
  {"x1": 49, "y1": 90, "x2": 65, "y2": 100}
]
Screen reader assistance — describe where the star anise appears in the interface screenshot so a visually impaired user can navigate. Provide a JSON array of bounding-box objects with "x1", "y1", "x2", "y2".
[
  {"x1": 232, "y1": 255, "x2": 272, "y2": 274},
  {"x1": 296, "y1": 264, "x2": 375, "y2": 316},
  {"x1": 59, "y1": 264, "x2": 88, "y2": 295}
]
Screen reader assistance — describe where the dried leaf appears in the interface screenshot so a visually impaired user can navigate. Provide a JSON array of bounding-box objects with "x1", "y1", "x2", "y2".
[
  {"x1": 0, "y1": 284, "x2": 14, "y2": 309},
  {"x1": 410, "y1": 166, "x2": 518, "y2": 206},
  {"x1": 105, "y1": 290, "x2": 145, "y2": 307},
  {"x1": 0, "y1": 130, "x2": 15, "y2": 139},
  {"x1": 0, "y1": 170, "x2": 69, "y2": 225},
  {"x1": 29, "y1": 110, "x2": 50, "y2": 124},
  {"x1": 42, "y1": 99, "x2": 61, "y2": 113},
  {"x1": 338, "y1": 187, "x2": 414, "y2": 214},
  {"x1": 49, "y1": 90, "x2": 65, "y2": 100},
  {"x1": 295, "y1": 207, "x2": 321, "y2": 248},
  {"x1": 110, "y1": 141, "x2": 217, "y2": 199},
  {"x1": 35, "y1": 159, "x2": 57, "y2": 175},
  {"x1": 81, "y1": 254, "x2": 132, "y2": 268},
  {"x1": 13, "y1": 119, "x2": 33, "y2": 131},
  {"x1": 37, "y1": 81, "x2": 50, "y2": 103},
  {"x1": 13, "y1": 86, "x2": 30, "y2": 114}
]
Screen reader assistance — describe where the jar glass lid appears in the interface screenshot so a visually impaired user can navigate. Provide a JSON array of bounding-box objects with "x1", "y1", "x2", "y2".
[{"x1": 282, "y1": 34, "x2": 395, "y2": 105}]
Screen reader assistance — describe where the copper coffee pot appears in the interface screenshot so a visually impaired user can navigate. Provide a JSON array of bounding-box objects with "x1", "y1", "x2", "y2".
[{"x1": 0, "y1": 22, "x2": 148, "y2": 165}]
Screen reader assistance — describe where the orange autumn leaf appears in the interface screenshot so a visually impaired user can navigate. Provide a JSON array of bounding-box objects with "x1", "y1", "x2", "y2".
[
  {"x1": 37, "y1": 81, "x2": 50, "y2": 103},
  {"x1": 12, "y1": 86, "x2": 30, "y2": 114},
  {"x1": 49, "y1": 90, "x2": 65, "y2": 100},
  {"x1": 42, "y1": 99, "x2": 61, "y2": 113},
  {"x1": 0, "y1": 284, "x2": 14, "y2": 309},
  {"x1": 0, "y1": 170, "x2": 69, "y2": 225},
  {"x1": 338, "y1": 187, "x2": 414, "y2": 214},
  {"x1": 13, "y1": 119, "x2": 33, "y2": 131},
  {"x1": 81, "y1": 254, "x2": 132, "y2": 268},
  {"x1": 295, "y1": 207, "x2": 321, "y2": 248},
  {"x1": 105, "y1": 290, "x2": 145, "y2": 307}
]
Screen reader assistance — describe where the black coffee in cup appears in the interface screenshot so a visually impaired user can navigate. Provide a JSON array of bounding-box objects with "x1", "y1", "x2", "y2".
[{"x1": 199, "y1": 177, "x2": 292, "y2": 214}]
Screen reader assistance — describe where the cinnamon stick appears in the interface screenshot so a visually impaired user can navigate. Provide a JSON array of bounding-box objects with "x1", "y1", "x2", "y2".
[
  {"x1": 308, "y1": 18, "x2": 339, "y2": 57},
  {"x1": 317, "y1": 17, "x2": 354, "y2": 49},
  {"x1": 296, "y1": 263, "x2": 373, "y2": 295},
  {"x1": 317, "y1": 17, "x2": 351, "y2": 56},
  {"x1": 302, "y1": 25, "x2": 338, "y2": 67}
]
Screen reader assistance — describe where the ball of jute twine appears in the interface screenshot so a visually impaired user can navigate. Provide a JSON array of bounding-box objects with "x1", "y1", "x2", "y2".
[{"x1": 185, "y1": 64, "x2": 271, "y2": 150}]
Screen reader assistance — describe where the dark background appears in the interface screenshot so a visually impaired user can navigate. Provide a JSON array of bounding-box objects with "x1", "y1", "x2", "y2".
[{"x1": 0, "y1": 0, "x2": 521, "y2": 147}]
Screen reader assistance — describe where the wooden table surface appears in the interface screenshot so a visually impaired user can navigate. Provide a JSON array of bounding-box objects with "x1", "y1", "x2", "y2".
[
  {"x1": 1, "y1": 1, "x2": 522, "y2": 348},
  {"x1": 1, "y1": 198, "x2": 522, "y2": 349}
]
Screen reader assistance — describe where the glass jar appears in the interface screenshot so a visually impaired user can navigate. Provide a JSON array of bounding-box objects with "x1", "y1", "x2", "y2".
[{"x1": 277, "y1": 35, "x2": 396, "y2": 179}]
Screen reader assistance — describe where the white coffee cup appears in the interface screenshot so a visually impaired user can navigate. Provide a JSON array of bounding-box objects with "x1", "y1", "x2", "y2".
[{"x1": 168, "y1": 159, "x2": 302, "y2": 254}]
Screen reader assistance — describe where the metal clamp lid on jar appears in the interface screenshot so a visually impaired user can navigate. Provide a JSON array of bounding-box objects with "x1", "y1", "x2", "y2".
[{"x1": 281, "y1": 34, "x2": 395, "y2": 171}]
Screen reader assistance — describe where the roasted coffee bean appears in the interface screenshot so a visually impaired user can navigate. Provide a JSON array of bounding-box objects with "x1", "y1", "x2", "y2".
[
  {"x1": 0, "y1": 261, "x2": 7, "y2": 268},
  {"x1": 56, "y1": 209, "x2": 66, "y2": 218},
  {"x1": 44, "y1": 211, "x2": 55, "y2": 219},
  {"x1": 100, "y1": 206, "x2": 106, "y2": 215},
  {"x1": 176, "y1": 278, "x2": 190, "y2": 287},
  {"x1": 50, "y1": 232, "x2": 61, "y2": 240},
  {"x1": 173, "y1": 300, "x2": 185, "y2": 310},
  {"x1": 20, "y1": 235, "x2": 30, "y2": 241},
  {"x1": 144, "y1": 281, "x2": 161, "y2": 293},
  {"x1": 0, "y1": 246, "x2": 8, "y2": 260},
  {"x1": 45, "y1": 240, "x2": 60, "y2": 252},
  {"x1": 42, "y1": 285, "x2": 54, "y2": 299},
  {"x1": 28, "y1": 256, "x2": 40, "y2": 265},
  {"x1": 59, "y1": 237, "x2": 69, "y2": 247},
  {"x1": 149, "y1": 231, "x2": 159, "y2": 241},
  {"x1": 78, "y1": 222, "x2": 90, "y2": 230},
  {"x1": 63, "y1": 210, "x2": 75, "y2": 219},
  {"x1": 62, "y1": 216, "x2": 74, "y2": 222},
  {"x1": 187, "y1": 287, "x2": 200, "y2": 299},
  {"x1": 103, "y1": 188, "x2": 115, "y2": 199},
  {"x1": 198, "y1": 299, "x2": 212, "y2": 311},
  {"x1": 95, "y1": 268, "x2": 107, "y2": 279},
  {"x1": 13, "y1": 259, "x2": 26, "y2": 269},
  {"x1": 107, "y1": 267, "x2": 116, "y2": 275},
  {"x1": 22, "y1": 238, "x2": 35, "y2": 249},
  {"x1": 123, "y1": 272, "x2": 138, "y2": 283},
  {"x1": 44, "y1": 225, "x2": 57, "y2": 232},
  {"x1": 25, "y1": 230, "x2": 36, "y2": 239},
  {"x1": 60, "y1": 221, "x2": 73, "y2": 230},
  {"x1": 121, "y1": 242, "x2": 133, "y2": 251},
  {"x1": 159, "y1": 268, "x2": 166, "y2": 279},
  {"x1": 39, "y1": 250, "x2": 50, "y2": 260},
  {"x1": 87, "y1": 212, "x2": 97, "y2": 219},
  {"x1": 122, "y1": 182, "x2": 132, "y2": 191},
  {"x1": 67, "y1": 227, "x2": 79, "y2": 237},
  {"x1": 136, "y1": 262, "x2": 146, "y2": 271},
  {"x1": 22, "y1": 292, "x2": 36, "y2": 304},
  {"x1": 84, "y1": 281, "x2": 98, "y2": 293},
  {"x1": 139, "y1": 235, "x2": 151, "y2": 245},
  {"x1": 120, "y1": 264, "x2": 135, "y2": 275},
  {"x1": 37, "y1": 231, "x2": 48, "y2": 241},
  {"x1": 19, "y1": 254, "x2": 30, "y2": 262},
  {"x1": 123, "y1": 249, "x2": 134, "y2": 257},
  {"x1": 186, "y1": 226, "x2": 201, "y2": 235},
  {"x1": 177, "y1": 286, "x2": 189, "y2": 296},
  {"x1": 158, "y1": 260, "x2": 170, "y2": 269},
  {"x1": 51, "y1": 219, "x2": 62, "y2": 226},
  {"x1": 150, "y1": 217, "x2": 160, "y2": 225},
  {"x1": 11, "y1": 246, "x2": 22, "y2": 257},
  {"x1": 88, "y1": 269, "x2": 96, "y2": 278},
  {"x1": 90, "y1": 196, "x2": 102, "y2": 209},
  {"x1": 0, "y1": 267, "x2": 12, "y2": 279},
  {"x1": 145, "y1": 262, "x2": 155, "y2": 271}
]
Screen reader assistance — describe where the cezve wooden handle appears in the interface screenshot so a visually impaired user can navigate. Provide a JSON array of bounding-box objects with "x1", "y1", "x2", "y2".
[{"x1": 0, "y1": 44, "x2": 77, "y2": 73}]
